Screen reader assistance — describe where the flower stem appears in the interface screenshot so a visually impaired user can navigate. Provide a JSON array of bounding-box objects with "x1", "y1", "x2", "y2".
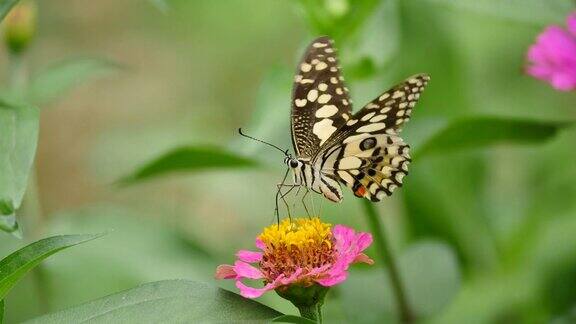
[
  {"x1": 297, "y1": 304, "x2": 322, "y2": 323},
  {"x1": 361, "y1": 200, "x2": 414, "y2": 324}
]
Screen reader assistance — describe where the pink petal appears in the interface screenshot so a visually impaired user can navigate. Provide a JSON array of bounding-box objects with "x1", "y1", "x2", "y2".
[
  {"x1": 255, "y1": 238, "x2": 266, "y2": 250},
  {"x1": 308, "y1": 264, "x2": 331, "y2": 276},
  {"x1": 567, "y1": 12, "x2": 576, "y2": 36},
  {"x1": 353, "y1": 253, "x2": 374, "y2": 265},
  {"x1": 236, "y1": 250, "x2": 263, "y2": 263},
  {"x1": 236, "y1": 281, "x2": 275, "y2": 298},
  {"x1": 319, "y1": 225, "x2": 374, "y2": 286},
  {"x1": 215, "y1": 264, "x2": 237, "y2": 279},
  {"x1": 526, "y1": 65, "x2": 553, "y2": 79},
  {"x1": 275, "y1": 268, "x2": 303, "y2": 286},
  {"x1": 527, "y1": 43, "x2": 547, "y2": 63},
  {"x1": 233, "y1": 261, "x2": 263, "y2": 279},
  {"x1": 551, "y1": 72, "x2": 576, "y2": 91},
  {"x1": 316, "y1": 273, "x2": 348, "y2": 286},
  {"x1": 356, "y1": 233, "x2": 373, "y2": 251}
]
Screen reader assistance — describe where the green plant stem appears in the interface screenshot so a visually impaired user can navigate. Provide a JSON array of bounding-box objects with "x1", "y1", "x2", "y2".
[
  {"x1": 297, "y1": 304, "x2": 322, "y2": 323},
  {"x1": 361, "y1": 200, "x2": 414, "y2": 324},
  {"x1": 9, "y1": 51, "x2": 50, "y2": 313}
]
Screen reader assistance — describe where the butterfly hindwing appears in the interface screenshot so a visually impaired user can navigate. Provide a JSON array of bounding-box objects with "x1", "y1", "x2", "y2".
[
  {"x1": 317, "y1": 132, "x2": 410, "y2": 201},
  {"x1": 315, "y1": 74, "x2": 430, "y2": 201},
  {"x1": 291, "y1": 36, "x2": 352, "y2": 159}
]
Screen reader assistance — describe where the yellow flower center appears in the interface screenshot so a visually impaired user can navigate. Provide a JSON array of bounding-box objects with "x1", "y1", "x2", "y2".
[{"x1": 258, "y1": 218, "x2": 335, "y2": 285}]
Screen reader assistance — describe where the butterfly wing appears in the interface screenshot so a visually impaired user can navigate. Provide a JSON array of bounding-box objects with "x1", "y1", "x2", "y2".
[
  {"x1": 291, "y1": 36, "x2": 353, "y2": 159},
  {"x1": 314, "y1": 74, "x2": 430, "y2": 201}
]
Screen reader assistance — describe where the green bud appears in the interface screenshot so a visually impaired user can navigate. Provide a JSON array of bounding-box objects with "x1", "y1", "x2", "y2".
[{"x1": 3, "y1": 0, "x2": 37, "y2": 54}]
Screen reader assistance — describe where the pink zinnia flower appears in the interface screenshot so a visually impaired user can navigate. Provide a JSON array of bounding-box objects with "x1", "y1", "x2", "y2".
[
  {"x1": 526, "y1": 12, "x2": 576, "y2": 91},
  {"x1": 215, "y1": 218, "x2": 373, "y2": 299}
]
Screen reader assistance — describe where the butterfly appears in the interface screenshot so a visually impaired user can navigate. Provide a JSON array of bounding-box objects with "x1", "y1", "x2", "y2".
[{"x1": 278, "y1": 36, "x2": 430, "y2": 203}]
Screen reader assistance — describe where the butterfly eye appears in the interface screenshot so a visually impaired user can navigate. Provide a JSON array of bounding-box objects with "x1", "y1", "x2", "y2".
[{"x1": 289, "y1": 160, "x2": 299, "y2": 168}]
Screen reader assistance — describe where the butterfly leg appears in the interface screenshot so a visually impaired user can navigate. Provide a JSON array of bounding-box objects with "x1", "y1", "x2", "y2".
[
  {"x1": 301, "y1": 188, "x2": 311, "y2": 218},
  {"x1": 292, "y1": 185, "x2": 303, "y2": 211},
  {"x1": 274, "y1": 169, "x2": 291, "y2": 225},
  {"x1": 276, "y1": 183, "x2": 298, "y2": 221}
]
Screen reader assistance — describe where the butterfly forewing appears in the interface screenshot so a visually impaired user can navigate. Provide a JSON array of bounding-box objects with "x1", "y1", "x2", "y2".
[
  {"x1": 357, "y1": 74, "x2": 430, "y2": 131},
  {"x1": 291, "y1": 36, "x2": 352, "y2": 159},
  {"x1": 315, "y1": 74, "x2": 430, "y2": 201}
]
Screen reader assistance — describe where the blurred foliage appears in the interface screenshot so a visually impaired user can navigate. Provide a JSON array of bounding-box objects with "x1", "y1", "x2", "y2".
[
  {"x1": 27, "y1": 57, "x2": 122, "y2": 105},
  {"x1": 0, "y1": 0, "x2": 22, "y2": 22},
  {"x1": 1, "y1": 0, "x2": 576, "y2": 323}
]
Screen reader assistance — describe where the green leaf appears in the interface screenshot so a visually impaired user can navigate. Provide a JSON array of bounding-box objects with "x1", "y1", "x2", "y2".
[
  {"x1": 0, "y1": 98, "x2": 39, "y2": 232},
  {"x1": 341, "y1": 241, "x2": 460, "y2": 321},
  {"x1": 26, "y1": 280, "x2": 282, "y2": 323},
  {"x1": 0, "y1": 299, "x2": 4, "y2": 324},
  {"x1": 0, "y1": 234, "x2": 103, "y2": 300},
  {"x1": 0, "y1": 0, "x2": 21, "y2": 22},
  {"x1": 27, "y1": 57, "x2": 121, "y2": 105},
  {"x1": 273, "y1": 314, "x2": 317, "y2": 323},
  {"x1": 120, "y1": 146, "x2": 258, "y2": 184},
  {"x1": 414, "y1": 117, "x2": 573, "y2": 159},
  {"x1": 420, "y1": 0, "x2": 574, "y2": 24}
]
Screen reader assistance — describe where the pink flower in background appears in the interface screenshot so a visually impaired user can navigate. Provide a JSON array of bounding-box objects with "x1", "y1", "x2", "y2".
[
  {"x1": 526, "y1": 12, "x2": 576, "y2": 91},
  {"x1": 215, "y1": 218, "x2": 373, "y2": 299}
]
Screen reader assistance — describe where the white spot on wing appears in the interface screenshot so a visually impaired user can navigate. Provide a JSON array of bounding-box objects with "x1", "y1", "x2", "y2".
[
  {"x1": 301, "y1": 63, "x2": 312, "y2": 72},
  {"x1": 318, "y1": 94, "x2": 332, "y2": 104},
  {"x1": 337, "y1": 171, "x2": 355, "y2": 185},
  {"x1": 307, "y1": 89, "x2": 318, "y2": 102},
  {"x1": 357, "y1": 123, "x2": 386, "y2": 132},
  {"x1": 295, "y1": 99, "x2": 307, "y2": 107},
  {"x1": 316, "y1": 62, "x2": 328, "y2": 70},
  {"x1": 315, "y1": 105, "x2": 338, "y2": 117},
  {"x1": 361, "y1": 112, "x2": 376, "y2": 121},
  {"x1": 313, "y1": 119, "x2": 337, "y2": 144},
  {"x1": 339, "y1": 156, "x2": 362, "y2": 169},
  {"x1": 370, "y1": 115, "x2": 387, "y2": 122}
]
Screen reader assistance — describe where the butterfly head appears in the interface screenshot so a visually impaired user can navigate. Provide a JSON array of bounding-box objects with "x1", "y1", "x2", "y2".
[{"x1": 284, "y1": 156, "x2": 301, "y2": 169}]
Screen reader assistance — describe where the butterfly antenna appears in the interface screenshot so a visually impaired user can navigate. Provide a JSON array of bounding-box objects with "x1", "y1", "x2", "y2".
[{"x1": 238, "y1": 128, "x2": 289, "y2": 156}]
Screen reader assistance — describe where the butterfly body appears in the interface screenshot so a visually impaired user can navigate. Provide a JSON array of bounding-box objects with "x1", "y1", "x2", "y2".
[
  {"x1": 283, "y1": 36, "x2": 429, "y2": 203},
  {"x1": 284, "y1": 156, "x2": 343, "y2": 202}
]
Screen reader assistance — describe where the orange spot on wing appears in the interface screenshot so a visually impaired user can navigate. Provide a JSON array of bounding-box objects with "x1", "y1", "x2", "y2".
[{"x1": 354, "y1": 186, "x2": 366, "y2": 197}]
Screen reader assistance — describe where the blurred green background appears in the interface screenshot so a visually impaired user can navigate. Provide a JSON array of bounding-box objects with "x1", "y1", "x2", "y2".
[{"x1": 2, "y1": 0, "x2": 576, "y2": 323}]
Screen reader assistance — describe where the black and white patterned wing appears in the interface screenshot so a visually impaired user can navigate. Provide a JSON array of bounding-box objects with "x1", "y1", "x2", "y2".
[
  {"x1": 315, "y1": 74, "x2": 430, "y2": 201},
  {"x1": 291, "y1": 36, "x2": 352, "y2": 159}
]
